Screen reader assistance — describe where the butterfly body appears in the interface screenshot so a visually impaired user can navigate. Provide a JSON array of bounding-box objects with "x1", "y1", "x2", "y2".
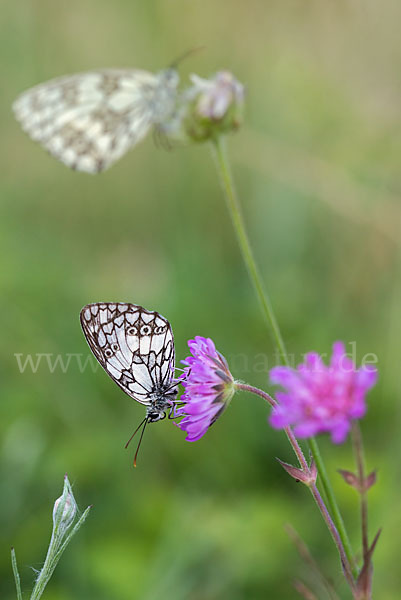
[
  {"x1": 13, "y1": 67, "x2": 180, "y2": 173},
  {"x1": 145, "y1": 386, "x2": 179, "y2": 423},
  {"x1": 148, "y1": 68, "x2": 180, "y2": 123},
  {"x1": 80, "y1": 302, "x2": 178, "y2": 422}
]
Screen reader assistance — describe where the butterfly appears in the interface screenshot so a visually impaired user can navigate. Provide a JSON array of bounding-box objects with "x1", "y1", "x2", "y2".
[
  {"x1": 13, "y1": 67, "x2": 180, "y2": 173},
  {"x1": 80, "y1": 302, "x2": 180, "y2": 463}
]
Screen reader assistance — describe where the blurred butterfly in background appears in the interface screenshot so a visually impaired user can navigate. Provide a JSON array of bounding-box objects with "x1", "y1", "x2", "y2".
[
  {"x1": 13, "y1": 64, "x2": 180, "y2": 173},
  {"x1": 80, "y1": 302, "x2": 180, "y2": 465}
]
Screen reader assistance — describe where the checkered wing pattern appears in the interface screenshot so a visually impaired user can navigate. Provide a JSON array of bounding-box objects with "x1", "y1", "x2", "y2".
[
  {"x1": 13, "y1": 69, "x2": 168, "y2": 173},
  {"x1": 80, "y1": 302, "x2": 175, "y2": 405}
]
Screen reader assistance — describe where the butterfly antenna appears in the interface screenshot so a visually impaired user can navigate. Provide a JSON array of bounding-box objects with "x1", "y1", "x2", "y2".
[
  {"x1": 133, "y1": 417, "x2": 149, "y2": 468},
  {"x1": 170, "y1": 46, "x2": 205, "y2": 69},
  {"x1": 124, "y1": 416, "x2": 147, "y2": 450}
]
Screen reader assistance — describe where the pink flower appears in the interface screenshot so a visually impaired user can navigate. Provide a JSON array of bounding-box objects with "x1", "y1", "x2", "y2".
[
  {"x1": 180, "y1": 71, "x2": 244, "y2": 142},
  {"x1": 175, "y1": 337, "x2": 235, "y2": 441},
  {"x1": 269, "y1": 342, "x2": 377, "y2": 443},
  {"x1": 190, "y1": 71, "x2": 245, "y2": 121}
]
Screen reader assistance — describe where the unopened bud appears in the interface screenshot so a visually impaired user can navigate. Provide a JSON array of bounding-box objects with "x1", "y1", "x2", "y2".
[{"x1": 53, "y1": 475, "x2": 77, "y2": 532}]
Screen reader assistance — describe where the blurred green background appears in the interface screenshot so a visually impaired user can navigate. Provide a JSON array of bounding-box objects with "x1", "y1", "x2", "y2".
[{"x1": 1, "y1": 1, "x2": 400, "y2": 598}]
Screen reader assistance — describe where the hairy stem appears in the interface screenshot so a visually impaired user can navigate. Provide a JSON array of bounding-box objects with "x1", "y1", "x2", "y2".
[
  {"x1": 236, "y1": 383, "x2": 356, "y2": 594},
  {"x1": 352, "y1": 422, "x2": 369, "y2": 561},
  {"x1": 309, "y1": 436, "x2": 357, "y2": 577},
  {"x1": 309, "y1": 483, "x2": 357, "y2": 594},
  {"x1": 11, "y1": 548, "x2": 22, "y2": 600},
  {"x1": 30, "y1": 531, "x2": 58, "y2": 600},
  {"x1": 212, "y1": 135, "x2": 355, "y2": 575}
]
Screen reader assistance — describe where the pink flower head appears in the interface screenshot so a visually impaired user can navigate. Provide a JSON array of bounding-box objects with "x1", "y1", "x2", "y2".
[
  {"x1": 181, "y1": 71, "x2": 244, "y2": 142},
  {"x1": 269, "y1": 342, "x2": 378, "y2": 443},
  {"x1": 190, "y1": 71, "x2": 245, "y2": 121},
  {"x1": 175, "y1": 336, "x2": 235, "y2": 441}
]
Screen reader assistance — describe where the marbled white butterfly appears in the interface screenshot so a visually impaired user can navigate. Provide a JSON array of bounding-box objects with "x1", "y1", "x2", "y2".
[
  {"x1": 80, "y1": 303, "x2": 179, "y2": 463},
  {"x1": 13, "y1": 67, "x2": 179, "y2": 173}
]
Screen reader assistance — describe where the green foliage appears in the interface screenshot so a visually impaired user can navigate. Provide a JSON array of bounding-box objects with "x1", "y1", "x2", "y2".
[{"x1": 1, "y1": 1, "x2": 400, "y2": 598}]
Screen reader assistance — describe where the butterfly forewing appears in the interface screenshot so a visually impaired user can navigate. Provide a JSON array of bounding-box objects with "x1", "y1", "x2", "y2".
[
  {"x1": 80, "y1": 302, "x2": 175, "y2": 405},
  {"x1": 13, "y1": 69, "x2": 173, "y2": 173}
]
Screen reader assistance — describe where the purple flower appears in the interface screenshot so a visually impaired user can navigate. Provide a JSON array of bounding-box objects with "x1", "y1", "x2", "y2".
[
  {"x1": 175, "y1": 336, "x2": 235, "y2": 441},
  {"x1": 269, "y1": 342, "x2": 378, "y2": 443}
]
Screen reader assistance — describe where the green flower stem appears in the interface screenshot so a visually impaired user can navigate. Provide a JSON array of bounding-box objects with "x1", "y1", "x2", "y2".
[
  {"x1": 30, "y1": 526, "x2": 59, "y2": 600},
  {"x1": 11, "y1": 548, "x2": 22, "y2": 600},
  {"x1": 30, "y1": 506, "x2": 91, "y2": 600},
  {"x1": 211, "y1": 136, "x2": 288, "y2": 363},
  {"x1": 309, "y1": 437, "x2": 357, "y2": 576},
  {"x1": 211, "y1": 135, "x2": 356, "y2": 576},
  {"x1": 351, "y1": 422, "x2": 369, "y2": 561}
]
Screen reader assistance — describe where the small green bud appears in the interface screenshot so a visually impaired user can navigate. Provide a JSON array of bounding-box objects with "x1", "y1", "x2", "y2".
[{"x1": 52, "y1": 474, "x2": 77, "y2": 534}]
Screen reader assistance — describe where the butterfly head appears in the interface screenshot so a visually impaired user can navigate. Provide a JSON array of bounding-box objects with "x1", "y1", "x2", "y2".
[
  {"x1": 147, "y1": 382, "x2": 179, "y2": 422},
  {"x1": 157, "y1": 46, "x2": 205, "y2": 103},
  {"x1": 158, "y1": 68, "x2": 180, "y2": 89},
  {"x1": 151, "y1": 69, "x2": 180, "y2": 126},
  {"x1": 146, "y1": 408, "x2": 166, "y2": 423}
]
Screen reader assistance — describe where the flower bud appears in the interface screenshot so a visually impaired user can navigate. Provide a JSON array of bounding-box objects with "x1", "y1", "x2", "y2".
[
  {"x1": 182, "y1": 71, "x2": 245, "y2": 142},
  {"x1": 52, "y1": 475, "x2": 77, "y2": 533}
]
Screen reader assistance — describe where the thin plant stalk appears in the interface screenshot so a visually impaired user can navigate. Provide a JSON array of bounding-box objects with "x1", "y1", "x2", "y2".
[
  {"x1": 309, "y1": 436, "x2": 357, "y2": 577},
  {"x1": 285, "y1": 524, "x2": 340, "y2": 600},
  {"x1": 236, "y1": 383, "x2": 308, "y2": 468},
  {"x1": 211, "y1": 135, "x2": 355, "y2": 574},
  {"x1": 11, "y1": 476, "x2": 91, "y2": 600},
  {"x1": 11, "y1": 548, "x2": 22, "y2": 600},
  {"x1": 30, "y1": 506, "x2": 91, "y2": 600},
  {"x1": 352, "y1": 422, "x2": 369, "y2": 560},
  {"x1": 30, "y1": 528, "x2": 59, "y2": 600},
  {"x1": 309, "y1": 484, "x2": 357, "y2": 595},
  {"x1": 236, "y1": 383, "x2": 357, "y2": 594},
  {"x1": 211, "y1": 136, "x2": 288, "y2": 362}
]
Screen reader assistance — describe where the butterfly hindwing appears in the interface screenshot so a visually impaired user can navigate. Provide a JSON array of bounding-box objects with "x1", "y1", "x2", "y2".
[
  {"x1": 80, "y1": 302, "x2": 175, "y2": 405},
  {"x1": 13, "y1": 69, "x2": 168, "y2": 173}
]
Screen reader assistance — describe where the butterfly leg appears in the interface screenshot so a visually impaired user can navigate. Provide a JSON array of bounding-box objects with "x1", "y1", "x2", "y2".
[
  {"x1": 167, "y1": 402, "x2": 185, "y2": 420},
  {"x1": 152, "y1": 125, "x2": 172, "y2": 151}
]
